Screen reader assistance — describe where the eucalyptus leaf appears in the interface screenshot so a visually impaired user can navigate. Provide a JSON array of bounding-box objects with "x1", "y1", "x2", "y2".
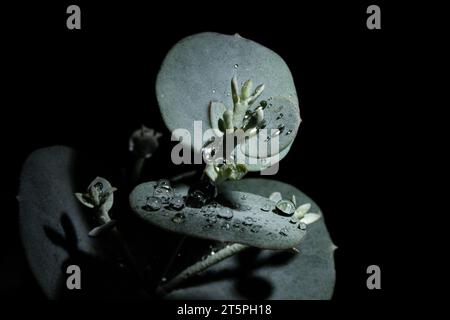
[
  {"x1": 18, "y1": 146, "x2": 142, "y2": 299},
  {"x1": 18, "y1": 147, "x2": 106, "y2": 298},
  {"x1": 129, "y1": 181, "x2": 307, "y2": 250},
  {"x1": 156, "y1": 32, "x2": 300, "y2": 156},
  {"x1": 166, "y1": 178, "x2": 336, "y2": 300}
]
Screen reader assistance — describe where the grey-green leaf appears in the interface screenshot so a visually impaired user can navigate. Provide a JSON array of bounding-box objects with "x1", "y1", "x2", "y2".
[
  {"x1": 18, "y1": 146, "x2": 115, "y2": 298},
  {"x1": 156, "y1": 32, "x2": 299, "y2": 156},
  {"x1": 129, "y1": 181, "x2": 307, "y2": 250}
]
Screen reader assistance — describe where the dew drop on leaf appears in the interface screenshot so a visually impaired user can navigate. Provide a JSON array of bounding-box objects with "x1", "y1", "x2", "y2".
[
  {"x1": 261, "y1": 203, "x2": 273, "y2": 212},
  {"x1": 142, "y1": 196, "x2": 162, "y2": 211},
  {"x1": 171, "y1": 213, "x2": 186, "y2": 224},
  {"x1": 276, "y1": 199, "x2": 296, "y2": 216},
  {"x1": 251, "y1": 225, "x2": 262, "y2": 233},
  {"x1": 289, "y1": 216, "x2": 300, "y2": 224},
  {"x1": 221, "y1": 222, "x2": 231, "y2": 230},
  {"x1": 243, "y1": 216, "x2": 255, "y2": 226},
  {"x1": 279, "y1": 227, "x2": 289, "y2": 236},
  {"x1": 218, "y1": 208, "x2": 233, "y2": 220},
  {"x1": 169, "y1": 196, "x2": 185, "y2": 210}
]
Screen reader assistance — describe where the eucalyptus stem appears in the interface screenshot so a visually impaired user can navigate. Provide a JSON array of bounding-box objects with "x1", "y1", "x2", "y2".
[
  {"x1": 158, "y1": 236, "x2": 186, "y2": 286},
  {"x1": 132, "y1": 157, "x2": 146, "y2": 183},
  {"x1": 156, "y1": 243, "x2": 249, "y2": 296}
]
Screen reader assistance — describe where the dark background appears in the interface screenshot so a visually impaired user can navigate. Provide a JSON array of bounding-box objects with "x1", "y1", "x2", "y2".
[{"x1": 1, "y1": 1, "x2": 404, "y2": 302}]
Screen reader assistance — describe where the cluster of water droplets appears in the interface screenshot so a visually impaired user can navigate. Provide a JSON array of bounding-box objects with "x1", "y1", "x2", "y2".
[
  {"x1": 139, "y1": 177, "x2": 306, "y2": 242},
  {"x1": 201, "y1": 201, "x2": 236, "y2": 231},
  {"x1": 141, "y1": 179, "x2": 188, "y2": 223}
]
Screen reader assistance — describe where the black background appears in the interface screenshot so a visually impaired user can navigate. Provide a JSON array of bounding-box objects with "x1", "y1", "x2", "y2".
[{"x1": 0, "y1": 1, "x2": 405, "y2": 304}]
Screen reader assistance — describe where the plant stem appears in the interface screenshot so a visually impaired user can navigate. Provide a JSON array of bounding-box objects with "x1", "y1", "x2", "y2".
[
  {"x1": 169, "y1": 170, "x2": 197, "y2": 183},
  {"x1": 132, "y1": 157, "x2": 146, "y2": 183},
  {"x1": 96, "y1": 209, "x2": 144, "y2": 285},
  {"x1": 158, "y1": 236, "x2": 186, "y2": 286},
  {"x1": 156, "y1": 243, "x2": 249, "y2": 296}
]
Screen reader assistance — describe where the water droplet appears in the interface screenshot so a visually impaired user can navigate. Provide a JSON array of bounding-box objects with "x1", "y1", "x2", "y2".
[
  {"x1": 256, "y1": 120, "x2": 267, "y2": 130},
  {"x1": 161, "y1": 277, "x2": 167, "y2": 282},
  {"x1": 289, "y1": 216, "x2": 300, "y2": 224},
  {"x1": 221, "y1": 222, "x2": 231, "y2": 230},
  {"x1": 94, "y1": 182, "x2": 103, "y2": 192},
  {"x1": 218, "y1": 208, "x2": 233, "y2": 220},
  {"x1": 203, "y1": 146, "x2": 216, "y2": 161},
  {"x1": 254, "y1": 106, "x2": 263, "y2": 113},
  {"x1": 153, "y1": 186, "x2": 174, "y2": 204},
  {"x1": 171, "y1": 213, "x2": 186, "y2": 224},
  {"x1": 261, "y1": 203, "x2": 273, "y2": 212},
  {"x1": 276, "y1": 113, "x2": 284, "y2": 120},
  {"x1": 210, "y1": 201, "x2": 219, "y2": 208},
  {"x1": 260, "y1": 100, "x2": 267, "y2": 108},
  {"x1": 142, "y1": 196, "x2": 162, "y2": 211},
  {"x1": 243, "y1": 217, "x2": 255, "y2": 226},
  {"x1": 298, "y1": 222, "x2": 307, "y2": 230},
  {"x1": 186, "y1": 180, "x2": 217, "y2": 208},
  {"x1": 264, "y1": 136, "x2": 271, "y2": 142},
  {"x1": 286, "y1": 129, "x2": 293, "y2": 135},
  {"x1": 277, "y1": 124, "x2": 285, "y2": 134},
  {"x1": 233, "y1": 221, "x2": 241, "y2": 228},
  {"x1": 234, "y1": 64, "x2": 239, "y2": 68},
  {"x1": 251, "y1": 225, "x2": 262, "y2": 233},
  {"x1": 169, "y1": 196, "x2": 185, "y2": 211},
  {"x1": 206, "y1": 215, "x2": 217, "y2": 224},
  {"x1": 241, "y1": 194, "x2": 247, "y2": 200},
  {"x1": 212, "y1": 89, "x2": 216, "y2": 93},
  {"x1": 157, "y1": 179, "x2": 171, "y2": 190},
  {"x1": 276, "y1": 200, "x2": 296, "y2": 216},
  {"x1": 279, "y1": 227, "x2": 289, "y2": 236},
  {"x1": 272, "y1": 129, "x2": 281, "y2": 137},
  {"x1": 187, "y1": 190, "x2": 206, "y2": 208}
]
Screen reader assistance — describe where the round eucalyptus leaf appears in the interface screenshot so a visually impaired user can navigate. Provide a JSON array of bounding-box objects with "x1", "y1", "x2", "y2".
[
  {"x1": 166, "y1": 178, "x2": 336, "y2": 300},
  {"x1": 156, "y1": 32, "x2": 300, "y2": 155},
  {"x1": 129, "y1": 181, "x2": 307, "y2": 250},
  {"x1": 18, "y1": 146, "x2": 142, "y2": 299}
]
